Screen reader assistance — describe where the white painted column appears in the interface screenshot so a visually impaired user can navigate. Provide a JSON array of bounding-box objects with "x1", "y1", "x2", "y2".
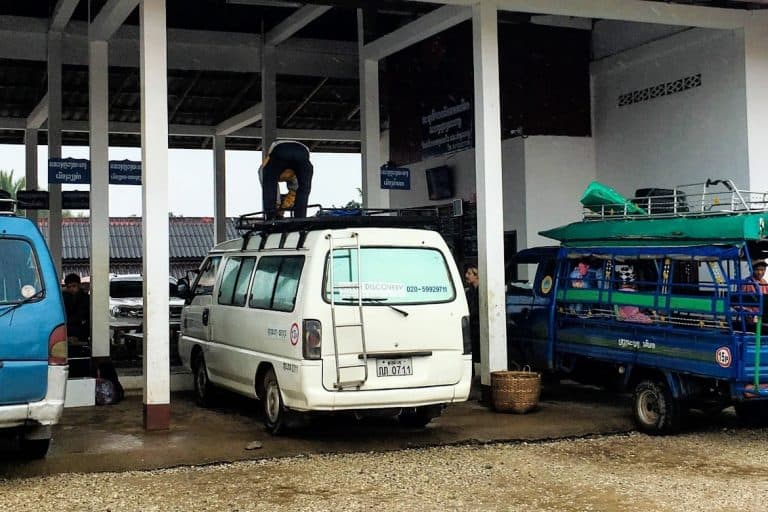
[
  {"x1": 357, "y1": 10, "x2": 389, "y2": 209},
  {"x1": 47, "y1": 32, "x2": 63, "y2": 280},
  {"x1": 261, "y1": 43, "x2": 277, "y2": 154},
  {"x1": 744, "y1": 17, "x2": 768, "y2": 192},
  {"x1": 213, "y1": 134, "x2": 227, "y2": 244},
  {"x1": 140, "y1": 0, "x2": 170, "y2": 430},
  {"x1": 89, "y1": 38, "x2": 111, "y2": 360},
  {"x1": 472, "y1": 1, "x2": 507, "y2": 386},
  {"x1": 24, "y1": 129, "x2": 38, "y2": 224}
]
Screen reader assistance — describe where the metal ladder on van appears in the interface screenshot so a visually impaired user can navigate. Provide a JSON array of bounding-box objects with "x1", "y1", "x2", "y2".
[{"x1": 326, "y1": 232, "x2": 369, "y2": 389}]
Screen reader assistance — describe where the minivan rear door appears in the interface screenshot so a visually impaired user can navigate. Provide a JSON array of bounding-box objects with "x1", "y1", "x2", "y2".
[
  {"x1": 322, "y1": 245, "x2": 464, "y2": 391},
  {"x1": 0, "y1": 237, "x2": 48, "y2": 404}
]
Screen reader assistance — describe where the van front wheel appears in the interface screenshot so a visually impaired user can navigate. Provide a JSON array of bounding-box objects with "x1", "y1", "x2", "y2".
[
  {"x1": 632, "y1": 379, "x2": 681, "y2": 435},
  {"x1": 193, "y1": 353, "x2": 215, "y2": 407}
]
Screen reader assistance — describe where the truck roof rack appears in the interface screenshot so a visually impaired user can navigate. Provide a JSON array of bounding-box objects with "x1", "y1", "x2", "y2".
[{"x1": 582, "y1": 178, "x2": 768, "y2": 221}]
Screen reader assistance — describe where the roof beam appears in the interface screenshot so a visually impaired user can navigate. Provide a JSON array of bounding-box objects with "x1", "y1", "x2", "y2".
[
  {"x1": 266, "y1": 5, "x2": 333, "y2": 46},
  {"x1": 26, "y1": 93, "x2": 49, "y2": 129},
  {"x1": 215, "y1": 104, "x2": 264, "y2": 136},
  {"x1": 0, "y1": 17, "x2": 357, "y2": 78},
  {"x1": 50, "y1": 0, "x2": 80, "y2": 32},
  {"x1": 362, "y1": 5, "x2": 472, "y2": 60},
  {"x1": 90, "y1": 0, "x2": 140, "y2": 41},
  {"x1": 419, "y1": 0, "x2": 750, "y2": 29},
  {"x1": 0, "y1": 117, "x2": 360, "y2": 141}
]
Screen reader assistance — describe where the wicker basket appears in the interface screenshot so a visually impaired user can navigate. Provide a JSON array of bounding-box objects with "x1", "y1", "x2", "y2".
[{"x1": 491, "y1": 368, "x2": 541, "y2": 414}]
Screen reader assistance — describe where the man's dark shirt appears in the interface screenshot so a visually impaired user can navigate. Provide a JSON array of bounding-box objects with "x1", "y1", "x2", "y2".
[{"x1": 63, "y1": 290, "x2": 90, "y2": 341}]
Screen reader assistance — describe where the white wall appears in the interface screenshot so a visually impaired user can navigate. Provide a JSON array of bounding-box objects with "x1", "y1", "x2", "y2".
[
  {"x1": 524, "y1": 136, "x2": 596, "y2": 249},
  {"x1": 592, "y1": 27, "x2": 749, "y2": 198},
  {"x1": 388, "y1": 136, "x2": 594, "y2": 251}
]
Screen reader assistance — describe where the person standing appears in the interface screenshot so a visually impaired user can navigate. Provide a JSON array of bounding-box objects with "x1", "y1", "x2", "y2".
[
  {"x1": 259, "y1": 140, "x2": 314, "y2": 220},
  {"x1": 464, "y1": 264, "x2": 480, "y2": 365},
  {"x1": 62, "y1": 273, "x2": 90, "y2": 344}
]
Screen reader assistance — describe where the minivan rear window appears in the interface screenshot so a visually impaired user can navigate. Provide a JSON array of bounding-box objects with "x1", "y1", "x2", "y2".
[
  {"x1": 0, "y1": 239, "x2": 41, "y2": 304},
  {"x1": 324, "y1": 247, "x2": 455, "y2": 305}
]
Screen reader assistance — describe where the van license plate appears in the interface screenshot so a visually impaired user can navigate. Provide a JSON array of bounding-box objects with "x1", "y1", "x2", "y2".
[{"x1": 376, "y1": 358, "x2": 413, "y2": 377}]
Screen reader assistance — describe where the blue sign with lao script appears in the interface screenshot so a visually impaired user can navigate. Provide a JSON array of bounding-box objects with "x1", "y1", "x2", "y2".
[
  {"x1": 380, "y1": 166, "x2": 411, "y2": 190},
  {"x1": 48, "y1": 158, "x2": 91, "y2": 184},
  {"x1": 109, "y1": 160, "x2": 142, "y2": 185}
]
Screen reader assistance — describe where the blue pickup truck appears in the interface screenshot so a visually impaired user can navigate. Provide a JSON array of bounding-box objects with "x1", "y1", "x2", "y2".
[{"x1": 506, "y1": 182, "x2": 768, "y2": 434}]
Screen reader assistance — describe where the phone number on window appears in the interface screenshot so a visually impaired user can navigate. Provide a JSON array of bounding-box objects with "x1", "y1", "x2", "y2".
[{"x1": 407, "y1": 285, "x2": 449, "y2": 293}]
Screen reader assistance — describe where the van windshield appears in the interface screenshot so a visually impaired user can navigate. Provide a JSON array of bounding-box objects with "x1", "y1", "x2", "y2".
[
  {"x1": 0, "y1": 239, "x2": 41, "y2": 304},
  {"x1": 324, "y1": 247, "x2": 455, "y2": 305}
]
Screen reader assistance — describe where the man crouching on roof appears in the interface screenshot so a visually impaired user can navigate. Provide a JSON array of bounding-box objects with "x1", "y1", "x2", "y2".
[{"x1": 259, "y1": 140, "x2": 314, "y2": 220}]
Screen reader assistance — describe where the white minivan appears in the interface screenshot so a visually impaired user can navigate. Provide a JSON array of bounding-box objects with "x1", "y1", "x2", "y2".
[{"x1": 178, "y1": 213, "x2": 472, "y2": 433}]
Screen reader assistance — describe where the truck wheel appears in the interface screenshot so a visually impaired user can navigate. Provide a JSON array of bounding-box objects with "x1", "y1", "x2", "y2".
[
  {"x1": 632, "y1": 379, "x2": 681, "y2": 435},
  {"x1": 734, "y1": 401, "x2": 768, "y2": 426},
  {"x1": 193, "y1": 352, "x2": 215, "y2": 407},
  {"x1": 20, "y1": 437, "x2": 50, "y2": 459},
  {"x1": 398, "y1": 405, "x2": 443, "y2": 428},
  {"x1": 262, "y1": 368, "x2": 288, "y2": 434}
]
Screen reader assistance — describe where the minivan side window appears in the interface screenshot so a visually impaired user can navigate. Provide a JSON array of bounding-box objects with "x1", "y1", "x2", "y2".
[
  {"x1": 249, "y1": 256, "x2": 305, "y2": 311},
  {"x1": 232, "y1": 257, "x2": 257, "y2": 307},
  {"x1": 218, "y1": 258, "x2": 242, "y2": 305},
  {"x1": 192, "y1": 256, "x2": 221, "y2": 298},
  {"x1": 0, "y1": 238, "x2": 41, "y2": 303}
]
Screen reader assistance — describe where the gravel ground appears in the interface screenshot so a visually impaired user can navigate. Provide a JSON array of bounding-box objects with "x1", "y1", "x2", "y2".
[{"x1": 2, "y1": 428, "x2": 767, "y2": 512}]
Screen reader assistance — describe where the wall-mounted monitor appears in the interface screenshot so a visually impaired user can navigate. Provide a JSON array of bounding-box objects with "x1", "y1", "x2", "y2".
[{"x1": 425, "y1": 166, "x2": 454, "y2": 200}]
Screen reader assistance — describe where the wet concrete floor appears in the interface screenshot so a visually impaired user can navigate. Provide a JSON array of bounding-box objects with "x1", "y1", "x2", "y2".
[{"x1": 0, "y1": 383, "x2": 635, "y2": 478}]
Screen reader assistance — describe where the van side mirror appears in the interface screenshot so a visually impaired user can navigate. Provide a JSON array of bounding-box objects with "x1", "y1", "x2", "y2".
[{"x1": 176, "y1": 277, "x2": 190, "y2": 302}]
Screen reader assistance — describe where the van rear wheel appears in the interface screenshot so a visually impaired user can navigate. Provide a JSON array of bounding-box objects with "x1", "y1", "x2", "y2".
[
  {"x1": 262, "y1": 368, "x2": 288, "y2": 434},
  {"x1": 398, "y1": 405, "x2": 443, "y2": 428},
  {"x1": 20, "y1": 437, "x2": 50, "y2": 459},
  {"x1": 193, "y1": 352, "x2": 215, "y2": 407},
  {"x1": 632, "y1": 379, "x2": 681, "y2": 435}
]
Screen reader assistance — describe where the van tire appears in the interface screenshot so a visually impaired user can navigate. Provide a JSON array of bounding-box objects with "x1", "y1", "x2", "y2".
[
  {"x1": 262, "y1": 368, "x2": 289, "y2": 434},
  {"x1": 398, "y1": 405, "x2": 443, "y2": 428},
  {"x1": 632, "y1": 379, "x2": 681, "y2": 435},
  {"x1": 193, "y1": 353, "x2": 215, "y2": 407},
  {"x1": 734, "y1": 401, "x2": 768, "y2": 426},
  {"x1": 20, "y1": 437, "x2": 50, "y2": 459}
]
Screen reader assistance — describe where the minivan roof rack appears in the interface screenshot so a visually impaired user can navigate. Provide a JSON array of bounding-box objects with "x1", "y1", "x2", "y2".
[{"x1": 0, "y1": 195, "x2": 16, "y2": 216}]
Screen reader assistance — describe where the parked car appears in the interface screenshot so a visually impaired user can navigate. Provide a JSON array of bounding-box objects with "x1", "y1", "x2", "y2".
[
  {"x1": 109, "y1": 274, "x2": 185, "y2": 363},
  {"x1": 0, "y1": 196, "x2": 68, "y2": 458}
]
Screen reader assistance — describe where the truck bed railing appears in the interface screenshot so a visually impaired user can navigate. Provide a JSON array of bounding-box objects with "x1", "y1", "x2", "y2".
[{"x1": 583, "y1": 179, "x2": 768, "y2": 221}]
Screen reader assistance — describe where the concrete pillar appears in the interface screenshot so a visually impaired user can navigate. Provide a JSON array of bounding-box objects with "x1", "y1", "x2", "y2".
[
  {"x1": 472, "y1": 2, "x2": 507, "y2": 387},
  {"x1": 357, "y1": 10, "x2": 389, "y2": 209},
  {"x1": 744, "y1": 17, "x2": 768, "y2": 192},
  {"x1": 24, "y1": 129, "x2": 38, "y2": 224},
  {"x1": 261, "y1": 43, "x2": 277, "y2": 155},
  {"x1": 47, "y1": 32, "x2": 63, "y2": 280},
  {"x1": 213, "y1": 134, "x2": 227, "y2": 244},
  {"x1": 88, "y1": 38, "x2": 111, "y2": 360},
  {"x1": 140, "y1": 0, "x2": 170, "y2": 431}
]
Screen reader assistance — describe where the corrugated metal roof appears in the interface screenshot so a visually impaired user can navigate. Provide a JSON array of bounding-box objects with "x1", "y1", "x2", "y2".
[{"x1": 37, "y1": 216, "x2": 240, "y2": 261}]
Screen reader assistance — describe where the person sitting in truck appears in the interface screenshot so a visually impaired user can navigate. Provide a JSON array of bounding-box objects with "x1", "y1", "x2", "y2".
[
  {"x1": 615, "y1": 265, "x2": 653, "y2": 324},
  {"x1": 739, "y1": 259, "x2": 768, "y2": 325}
]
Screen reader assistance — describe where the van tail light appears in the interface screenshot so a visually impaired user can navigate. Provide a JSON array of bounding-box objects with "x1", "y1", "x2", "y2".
[
  {"x1": 49, "y1": 324, "x2": 68, "y2": 365},
  {"x1": 303, "y1": 319, "x2": 322, "y2": 360},
  {"x1": 461, "y1": 316, "x2": 472, "y2": 355}
]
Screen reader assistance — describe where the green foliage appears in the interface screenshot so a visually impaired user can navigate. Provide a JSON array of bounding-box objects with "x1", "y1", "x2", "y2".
[{"x1": 0, "y1": 169, "x2": 25, "y2": 197}]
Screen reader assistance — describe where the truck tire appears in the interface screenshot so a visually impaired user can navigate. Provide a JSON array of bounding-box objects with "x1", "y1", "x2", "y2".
[
  {"x1": 632, "y1": 379, "x2": 681, "y2": 435},
  {"x1": 734, "y1": 401, "x2": 768, "y2": 426},
  {"x1": 398, "y1": 405, "x2": 443, "y2": 428}
]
